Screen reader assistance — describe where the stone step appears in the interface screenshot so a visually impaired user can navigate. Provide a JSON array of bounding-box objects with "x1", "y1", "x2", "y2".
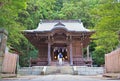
[
  {"x1": 60, "y1": 66, "x2": 73, "y2": 74},
  {"x1": 46, "y1": 66, "x2": 59, "y2": 75},
  {"x1": 46, "y1": 66, "x2": 73, "y2": 75}
]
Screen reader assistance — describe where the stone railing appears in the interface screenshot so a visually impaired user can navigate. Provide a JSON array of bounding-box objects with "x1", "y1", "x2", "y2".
[
  {"x1": 73, "y1": 57, "x2": 92, "y2": 66},
  {"x1": 30, "y1": 58, "x2": 48, "y2": 66}
]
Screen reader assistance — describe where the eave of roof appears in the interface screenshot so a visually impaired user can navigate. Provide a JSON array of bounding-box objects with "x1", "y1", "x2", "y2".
[{"x1": 23, "y1": 20, "x2": 93, "y2": 33}]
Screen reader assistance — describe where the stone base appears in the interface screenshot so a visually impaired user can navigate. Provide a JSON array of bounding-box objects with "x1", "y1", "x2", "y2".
[
  {"x1": 103, "y1": 73, "x2": 120, "y2": 79},
  {"x1": 1, "y1": 74, "x2": 17, "y2": 78}
]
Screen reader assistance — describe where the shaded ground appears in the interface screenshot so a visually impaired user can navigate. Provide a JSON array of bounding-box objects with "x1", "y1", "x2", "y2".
[{"x1": 1, "y1": 75, "x2": 119, "y2": 81}]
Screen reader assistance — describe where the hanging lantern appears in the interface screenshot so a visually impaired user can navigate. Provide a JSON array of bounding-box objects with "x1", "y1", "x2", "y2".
[
  {"x1": 62, "y1": 48, "x2": 64, "y2": 52},
  {"x1": 66, "y1": 48, "x2": 67, "y2": 52},
  {"x1": 65, "y1": 56, "x2": 67, "y2": 59},
  {"x1": 54, "y1": 56, "x2": 57, "y2": 59},
  {"x1": 63, "y1": 57, "x2": 65, "y2": 60},
  {"x1": 54, "y1": 48, "x2": 56, "y2": 52}
]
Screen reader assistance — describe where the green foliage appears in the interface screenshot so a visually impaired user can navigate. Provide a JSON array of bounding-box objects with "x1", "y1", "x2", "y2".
[
  {"x1": 92, "y1": 46, "x2": 106, "y2": 66},
  {"x1": 92, "y1": 0, "x2": 120, "y2": 53},
  {"x1": 59, "y1": 0, "x2": 98, "y2": 28},
  {"x1": 0, "y1": 0, "x2": 27, "y2": 47},
  {"x1": 91, "y1": 0, "x2": 120, "y2": 65},
  {"x1": 19, "y1": 49, "x2": 38, "y2": 67}
]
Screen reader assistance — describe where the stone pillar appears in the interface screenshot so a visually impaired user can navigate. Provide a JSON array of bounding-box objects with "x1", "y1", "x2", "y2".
[
  {"x1": 70, "y1": 43, "x2": 73, "y2": 65},
  {"x1": 87, "y1": 45, "x2": 90, "y2": 60},
  {"x1": 0, "y1": 29, "x2": 8, "y2": 75},
  {"x1": 48, "y1": 43, "x2": 51, "y2": 65}
]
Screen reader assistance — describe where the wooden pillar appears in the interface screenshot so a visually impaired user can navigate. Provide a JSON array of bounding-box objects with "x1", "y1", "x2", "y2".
[
  {"x1": 67, "y1": 46, "x2": 69, "y2": 61},
  {"x1": 81, "y1": 43, "x2": 83, "y2": 58},
  {"x1": 70, "y1": 43, "x2": 73, "y2": 65},
  {"x1": 48, "y1": 43, "x2": 51, "y2": 65},
  {"x1": 69, "y1": 36, "x2": 73, "y2": 65},
  {"x1": 87, "y1": 45, "x2": 90, "y2": 60}
]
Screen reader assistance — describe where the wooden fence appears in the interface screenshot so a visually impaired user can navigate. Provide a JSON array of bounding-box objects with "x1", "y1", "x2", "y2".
[
  {"x1": 2, "y1": 53, "x2": 18, "y2": 74},
  {"x1": 105, "y1": 48, "x2": 120, "y2": 73}
]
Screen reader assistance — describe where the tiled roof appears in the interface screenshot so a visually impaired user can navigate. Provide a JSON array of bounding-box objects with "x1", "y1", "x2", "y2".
[{"x1": 24, "y1": 20, "x2": 90, "y2": 32}]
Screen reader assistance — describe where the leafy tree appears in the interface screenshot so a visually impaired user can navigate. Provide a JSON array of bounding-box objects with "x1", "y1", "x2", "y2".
[
  {"x1": 0, "y1": 0, "x2": 27, "y2": 47},
  {"x1": 59, "y1": 0, "x2": 99, "y2": 28},
  {"x1": 92, "y1": 46, "x2": 106, "y2": 66},
  {"x1": 19, "y1": 49, "x2": 38, "y2": 67},
  {"x1": 92, "y1": 0, "x2": 120, "y2": 53},
  {"x1": 91, "y1": 0, "x2": 120, "y2": 65}
]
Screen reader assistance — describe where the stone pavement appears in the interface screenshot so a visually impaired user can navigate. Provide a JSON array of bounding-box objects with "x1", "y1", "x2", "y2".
[{"x1": 1, "y1": 75, "x2": 119, "y2": 81}]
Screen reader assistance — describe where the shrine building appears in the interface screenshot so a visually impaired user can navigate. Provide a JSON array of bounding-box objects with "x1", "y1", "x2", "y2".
[{"x1": 23, "y1": 20, "x2": 94, "y2": 66}]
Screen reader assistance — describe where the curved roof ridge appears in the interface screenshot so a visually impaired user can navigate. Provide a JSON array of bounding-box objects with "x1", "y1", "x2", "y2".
[
  {"x1": 41, "y1": 19, "x2": 81, "y2": 23},
  {"x1": 24, "y1": 19, "x2": 91, "y2": 32}
]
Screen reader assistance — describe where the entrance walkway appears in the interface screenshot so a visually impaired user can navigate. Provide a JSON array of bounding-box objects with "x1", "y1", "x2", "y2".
[{"x1": 1, "y1": 75, "x2": 118, "y2": 81}]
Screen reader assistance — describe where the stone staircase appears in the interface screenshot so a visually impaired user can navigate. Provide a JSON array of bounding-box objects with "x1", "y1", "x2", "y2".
[
  {"x1": 60, "y1": 66, "x2": 73, "y2": 74},
  {"x1": 46, "y1": 66, "x2": 73, "y2": 75}
]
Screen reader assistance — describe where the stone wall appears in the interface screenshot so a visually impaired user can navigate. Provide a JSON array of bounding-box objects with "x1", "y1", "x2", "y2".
[
  {"x1": 18, "y1": 66, "x2": 44, "y2": 75},
  {"x1": 76, "y1": 66, "x2": 104, "y2": 75},
  {"x1": 0, "y1": 29, "x2": 8, "y2": 75}
]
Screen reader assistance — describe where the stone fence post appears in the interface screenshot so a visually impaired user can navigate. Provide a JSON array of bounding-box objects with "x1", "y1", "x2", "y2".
[{"x1": 0, "y1": 29, "x2": 8, "y2": 76}]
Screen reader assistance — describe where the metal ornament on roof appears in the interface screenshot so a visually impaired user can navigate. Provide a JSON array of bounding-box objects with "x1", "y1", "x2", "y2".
[{"x1": 54, "y1": 21, "x2": 65, "y2": 27}]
